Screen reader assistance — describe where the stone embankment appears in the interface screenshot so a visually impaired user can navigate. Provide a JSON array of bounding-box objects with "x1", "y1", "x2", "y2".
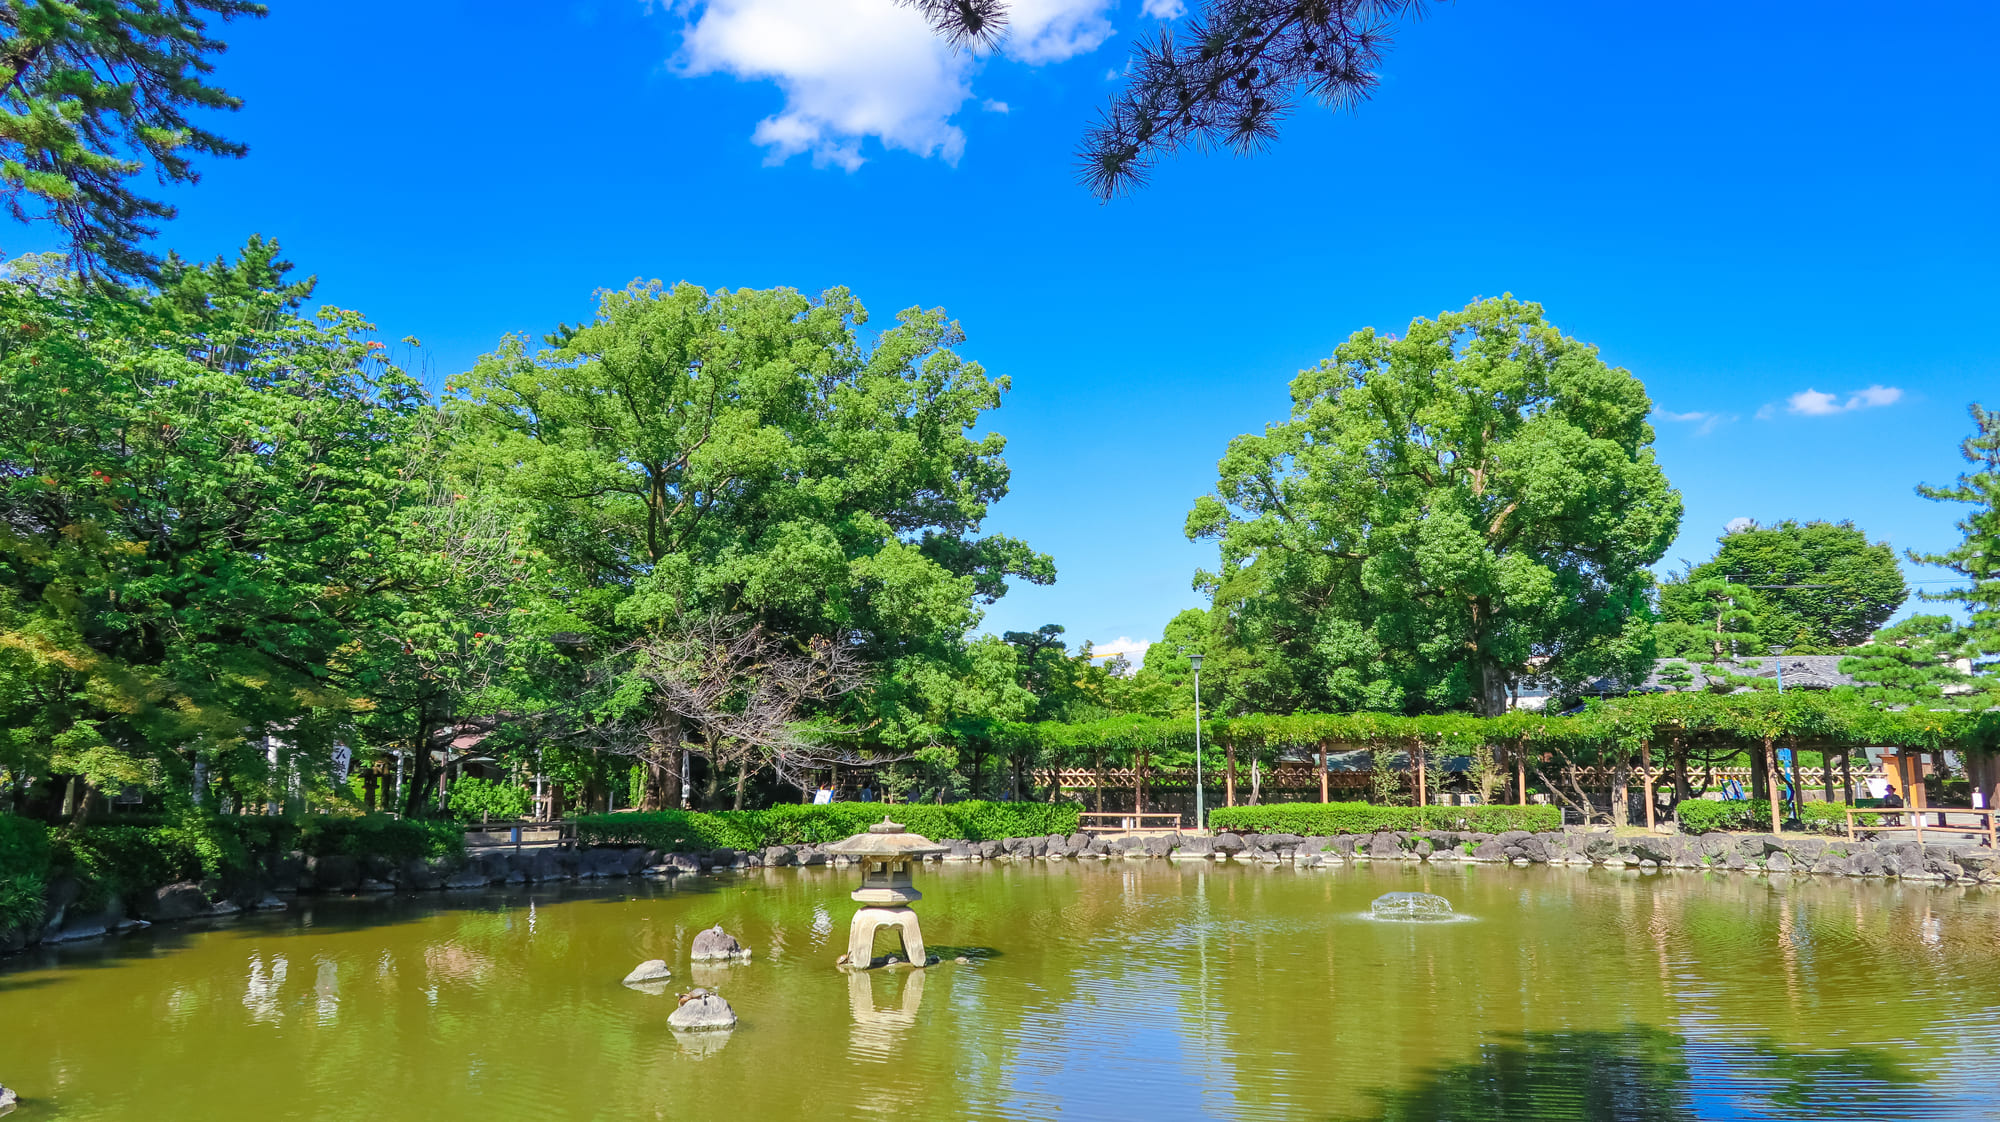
[{"x1": 11, "y1": 827, "x2": 1994, "y2": 955}]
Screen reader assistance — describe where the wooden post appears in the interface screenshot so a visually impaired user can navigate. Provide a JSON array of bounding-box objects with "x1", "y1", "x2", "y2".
[
  {"x1": 1318, "y1": 739, "x2": 1330, "y2": 804},
  {"x1": 1133, "y1": 745, "x2": 1145, "y2": 815},
  {"x1": 1763, "y1": 736, "x2": 1783, "y2": 834},
  {"x1": 1642, "y1": 740, "x2": 1655, "y2": 831},
  {"x1": 1787, "y1": 739, "x2": 1805, "y2": 823},
  {"x1": 1517, "y1": 745, "x2": 1527, "y2": 806},
  {"x1": 1415, "y1": 746, "x2": 1427, "y2": 808},
  {"x1": 1225, "y1": 739, "x2": 1237, "y2": 807},
  {"x1": 1093, "y1": 748, "x2": 1104, "y2": 813}
]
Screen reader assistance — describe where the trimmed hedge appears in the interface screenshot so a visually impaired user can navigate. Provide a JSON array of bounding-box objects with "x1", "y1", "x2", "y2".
[
  {"x1": 47, "y1": 813, "x2": 462, "y2": 902},
  {"x1": 1672, "y1": 799, "x2": 1851, "y2": 835},
  {"x1": 1207, "y1": 801, "x2": 1560, "y2": 835},
  {"x1": 573, "y1": 801, "x2": 1082, "y2": 852}
]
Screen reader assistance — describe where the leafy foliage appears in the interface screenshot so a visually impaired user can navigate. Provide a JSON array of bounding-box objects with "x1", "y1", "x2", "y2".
[
  {"x1": 1186, "y1": 296, "x2": 1681, "y2": 716},
  {"x1": 1077, "y1": 0, "x2": 1432, "y2": 198},
  {"x1": 447, "y1": 777, "x2": 532, "y2": 823},
  {"x1": 0, "y1": 241, "x2": 439, "y2": 813},
  {"x1": 1207, "y1": 801, "x2": 1558, "y2": 835},
  {"x1": 1909, "y1": 404, "x2": 2000, "y2": 686},
  {"x1": 0, "y1": 0, "x2": 265, "y2": 280},
  {"x1": 572, "y1": 800, "x2": 1081, "y2": 851},
  {"x1": 1661, "y1": 520, "x2": 1906, "y2": 653},
  {"x1": 1672, "y1": 799, "x2": 1851, "y2": 836}
]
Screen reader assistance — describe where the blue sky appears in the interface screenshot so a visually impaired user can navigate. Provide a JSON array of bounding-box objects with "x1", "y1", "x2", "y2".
[{"x1": 13, "y1": 0, "x2": 1995, "y2": 658}]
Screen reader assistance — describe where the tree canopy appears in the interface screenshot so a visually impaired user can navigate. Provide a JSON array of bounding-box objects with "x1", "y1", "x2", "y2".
[
  {"x1": 1660, "y1": 519, "x2": 1905, "y2": 653},
  {"x1": 1185, "y1": 296, "x2": 1682, "y2": 717},
  {"x1": 0, "y1": 0, "x2": 262, "y2": 280}
]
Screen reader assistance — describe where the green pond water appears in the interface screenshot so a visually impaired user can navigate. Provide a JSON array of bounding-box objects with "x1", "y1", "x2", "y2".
[{"x1": 2, "y1": 860, "x2": 1997, "y2": 1121}]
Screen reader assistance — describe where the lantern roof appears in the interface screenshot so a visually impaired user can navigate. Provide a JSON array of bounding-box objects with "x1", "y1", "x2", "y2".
[{"x1": 824, "y1": 817, "x2": 948, "y2": 858}]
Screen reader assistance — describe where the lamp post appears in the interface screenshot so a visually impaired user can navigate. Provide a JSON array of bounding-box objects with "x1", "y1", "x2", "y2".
[{"x1": 1187, "y1": 649, "x2": 1205, "y2": 832}]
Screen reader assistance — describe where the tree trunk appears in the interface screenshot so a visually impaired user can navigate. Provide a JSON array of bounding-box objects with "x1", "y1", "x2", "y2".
[
  {"x1": 1641, "y1": 740, "x2": 1655, "y2": 831},
  {"x1": 1673, "y1": 738, "x2": 1690, "y2": 804},
  {"x1": 1841, "y1": 748, "x2": 1854, "y2": 805},
  {"x1": 1476, "y1": 656, "x2": 1511, "y2": 718},
  {"x1": 404, "y1": 713, "x2": 435, "y2": 819},
  {"x1": 1133, "y1": 746, "x2": 1145, "y2": 814},
  {"x1": 646, "y1": 708, "x2": 684, "y2": 811},
  {"x1": 1763, "y1": 736, "x2": 1783, "y2": 833},
  {"x1": 734, "y1": 755, "x2": 749, "y2": 811},
  {"x1": 1093, "y1": 748, "x2": 1103, "y2": 813}
]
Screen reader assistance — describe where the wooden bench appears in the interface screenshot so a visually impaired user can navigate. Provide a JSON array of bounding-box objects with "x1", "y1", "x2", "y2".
[
  {"x1": 1079, "y1": 812, "x2": 1182, "y2": 836},
  {"x1": 1845, "y1": 806, "x2": 1996, "y2": 848}
]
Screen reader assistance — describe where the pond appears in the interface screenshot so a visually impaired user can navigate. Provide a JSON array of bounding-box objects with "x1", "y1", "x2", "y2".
[{"x1": 1, "y1": 860, "x2": 1996, "y2": 1121}]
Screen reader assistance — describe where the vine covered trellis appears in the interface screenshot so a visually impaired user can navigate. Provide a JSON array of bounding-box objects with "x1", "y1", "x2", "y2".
[{"x1": 950, "y1": 693, "x2": 2000, "y2": 832}]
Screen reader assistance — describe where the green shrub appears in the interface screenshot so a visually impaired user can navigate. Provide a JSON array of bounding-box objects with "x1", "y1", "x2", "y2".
[
  {"x1": 1206, "y1": 802, "x2": 1560, "y2": 835},
  {"x1": 572, "y1": 801, "x2": 1083, "y2": 851},
  {"x1": 448, "y1": 777, "x2": 533, "y2": 823},
  {"x1": 0, "y1": 814, "x2": 50, "y2": 881},
  {"x1": 1672, "y1": 799, "x2": 1851, "y2": 834},
  {"x1": 0, "y1": 815, "x2": 51, "y2": 931},
  {"x1": 297, "y1": 815, "x2": 462, "y2": 862}
]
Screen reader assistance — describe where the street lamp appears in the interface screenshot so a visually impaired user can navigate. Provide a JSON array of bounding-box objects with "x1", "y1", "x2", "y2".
[{"x1": 1184, "y1": 648, "x2": 1205, "y2": 832}]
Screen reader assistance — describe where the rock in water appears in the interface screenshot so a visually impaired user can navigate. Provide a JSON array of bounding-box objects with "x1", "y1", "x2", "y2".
[
  {"x1": 668, "y1": 988, "x2": 738, "y2": 1030},
  {"x1": 689, "y1": 924, "x2": 752, "y2": 962},
  {"x1": 623, "y1": 959, "x2": 672, "y2": 985},
  {"x1": 1369, "y1": 892, "x2": 1456, "y2": 921}
]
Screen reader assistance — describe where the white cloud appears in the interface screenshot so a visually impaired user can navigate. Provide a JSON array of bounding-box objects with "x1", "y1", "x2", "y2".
[
  {"x1": 981, "y1": 98, "x2": 1010, "y2": 113},
  {"x1": 1000, "y1": 0, "x2": 1117, "y2": 65},
  {"x1": 1091, "y1": 636, "x2": 1152, "y2": 675},
  {"x1": 1655, "y1": 409, "x2": 1735, "y2": 436},
  {"x1": 1141, "y1": 0, "x2": 1187, "y2": 17},
  {"x1": 1724, "y1": 517, "x2": 1757, "y2": 534},
  {"x1": 672, "y1": 0, "x2": 1112, "y2": 170},
  {"x1": 1781, "y1": 384, "x2": 1904, "y2": 417}
]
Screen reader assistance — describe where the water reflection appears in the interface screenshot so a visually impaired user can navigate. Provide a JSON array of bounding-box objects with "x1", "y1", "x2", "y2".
[
  {"x1": 1338, "y1": 1027, "x2": 1962, "y2": 1122},
  {"x1": 847, "y1": 966, "x2": 926, "y2": 1061}
]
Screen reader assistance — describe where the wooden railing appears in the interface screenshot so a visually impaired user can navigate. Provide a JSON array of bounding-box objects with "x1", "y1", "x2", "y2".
[
  {"x1": 464, "y1": 820, "x2": 577, "y2": 850},
  {"x1": 1078, "y1": 812, "x2": 1182, "y2": 835},
  {"x1": 1845, "y1": 807, "x2": 1996, "y2": 848}
]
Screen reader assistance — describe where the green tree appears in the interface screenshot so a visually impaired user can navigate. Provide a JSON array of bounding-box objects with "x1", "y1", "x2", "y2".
[
  {"x1": 0, "y1": 242, "x2": 433, "y2": 815},
  {"x1": 0, "y1": 1, "x2": 264, "y2": 280},
  {"x1": 1653, "y1": 578, "x2": 1761, "y2": 660},
  {"x1": 1187, "y1": 296, "x2": 1682, "y2": 716},
  {"x1": 1908, "y1": 404, "x2": 2000, "y2": 680},
  {"x1": 1838, "y1": 615, "x2": 1973, "y2": 706},
  {"x1": 1663, "y1": 519, "x2": 1905, "y2": 652},
  {"x1": 448, "y1": 282, "x2": 1052, "y2": 806}
]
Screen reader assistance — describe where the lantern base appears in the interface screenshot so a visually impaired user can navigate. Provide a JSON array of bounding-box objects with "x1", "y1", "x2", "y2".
[{"x1": 847, "y1": 905, "x2": 927, "y2": 968}]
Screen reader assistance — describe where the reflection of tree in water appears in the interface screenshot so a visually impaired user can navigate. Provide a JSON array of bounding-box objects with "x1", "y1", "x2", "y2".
[{"x1": 1339, "y1": 1026, "x2": 1946, "y2": 1122}]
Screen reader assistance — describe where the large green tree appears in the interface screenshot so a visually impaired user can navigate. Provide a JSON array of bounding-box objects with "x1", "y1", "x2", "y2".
[
  {"x1": 0, "y1": 0, "x2": 263, "y2": 279},
  {"x1": 447, "y1": 282, "x2": 1052, "y2": 806},
  {"x1": 1187, "y1": 296, "x2": 1682, "y2": 716},
  {"x1": 0, "y1": 242, "x2": 434, "y2": 815},
  {"x1": 1660, "y1": 519, "x2": 1905, "y2": 652}
]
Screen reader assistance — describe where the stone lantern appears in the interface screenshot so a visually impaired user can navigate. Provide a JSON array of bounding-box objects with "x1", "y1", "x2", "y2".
[{"x1": 824, "y1": 817, "x2": 947, "y2": 968}]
